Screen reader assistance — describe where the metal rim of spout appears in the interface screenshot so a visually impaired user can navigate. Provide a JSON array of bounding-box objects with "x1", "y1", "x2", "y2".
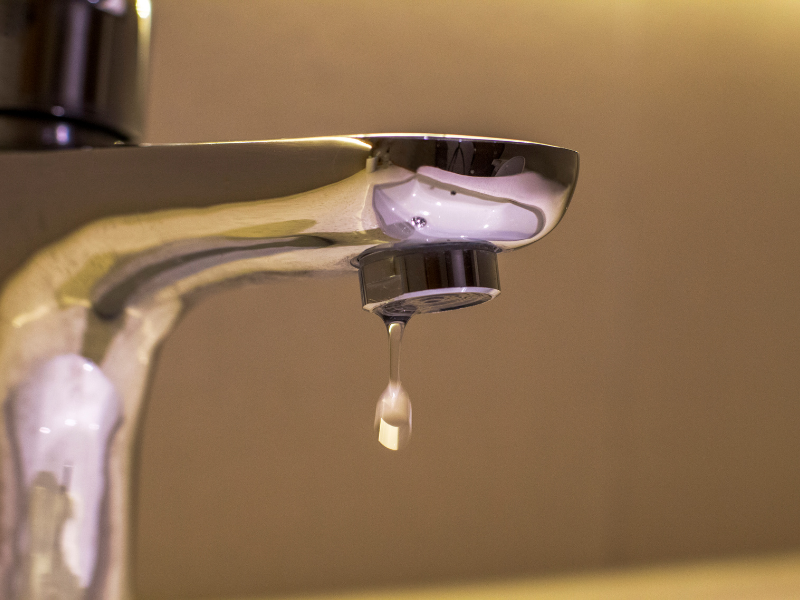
[{"x1": 353, "y1": 242, "x2": 501, "y2": 319}]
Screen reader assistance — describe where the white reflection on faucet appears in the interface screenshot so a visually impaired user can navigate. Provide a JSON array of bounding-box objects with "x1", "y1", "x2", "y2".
[
  {"x1": 5, "y1": 354, "x2": 121, "y2": 598},
  {"x1": 372, "y1": 165, "x2": 569, "y2": 245}
]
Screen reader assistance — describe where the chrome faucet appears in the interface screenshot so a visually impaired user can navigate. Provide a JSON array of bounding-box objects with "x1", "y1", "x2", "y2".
[{"x1": 0, "y1": 2, "x2": 579, "y2": 599}]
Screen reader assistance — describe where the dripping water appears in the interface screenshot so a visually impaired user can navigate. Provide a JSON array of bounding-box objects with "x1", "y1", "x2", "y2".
[{"x1": 374, "y1": 317, "x2": 412, "y2": 450}]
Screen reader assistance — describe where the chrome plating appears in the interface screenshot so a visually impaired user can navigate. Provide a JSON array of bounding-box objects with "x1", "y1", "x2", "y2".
[
  {"x1": 0, "y1": 134, "x2": 578, "y2": 599},
  {"x1": 0, "y1": 0, "x2": 150, "y2": 147}
]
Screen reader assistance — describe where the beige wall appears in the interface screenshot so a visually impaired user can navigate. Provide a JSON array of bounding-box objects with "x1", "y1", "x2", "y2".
[{"x1": 134, "y1": 2, "x2": 800, "y2": 598}]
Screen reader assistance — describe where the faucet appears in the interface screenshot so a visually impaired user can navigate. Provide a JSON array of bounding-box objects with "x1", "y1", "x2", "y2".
[{"x1": 0, "y1": 1, "x2": 579, "y2": 599}]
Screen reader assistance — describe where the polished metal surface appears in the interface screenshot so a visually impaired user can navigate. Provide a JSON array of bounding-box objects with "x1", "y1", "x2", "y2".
[
  {"x1": 0, "y1": 137, "x2": 373, "y2": 284},
  {"x1": 355, "y1": 242, "x2": 501, "y2": 319},
  {"x1": 0, "y1": 0, "x2": 150, "y2": 147},
  {"x1": 0, "y1": 114, "x2": 123, "y2": 150},
  {"x1": 0, "y1": 134, "x2": 578, "y2": 600},
  {"x1": 362, "y1": 135, "x2": 578, "y2": 247}
]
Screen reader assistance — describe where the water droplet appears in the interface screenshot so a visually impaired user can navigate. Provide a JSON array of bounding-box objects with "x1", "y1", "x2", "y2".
[
  {"x1": 375, "y1": 382, "x2": 411, "y2": 451},
  {"x1": 374, "y1": 320, "x2": 412, "y2": 450}
]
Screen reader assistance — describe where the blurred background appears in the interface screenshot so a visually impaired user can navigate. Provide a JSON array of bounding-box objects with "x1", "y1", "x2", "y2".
[{"x1": 133, "y1": 1, "x2": 800, "y2": 598}]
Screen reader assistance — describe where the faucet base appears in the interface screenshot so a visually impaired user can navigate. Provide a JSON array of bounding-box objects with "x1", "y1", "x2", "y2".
[{"x1": 0, "y1": 113, "x2": 125, "y2": 150}]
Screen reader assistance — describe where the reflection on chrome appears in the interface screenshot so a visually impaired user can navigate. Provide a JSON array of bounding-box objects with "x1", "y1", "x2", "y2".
[
  {"x1": 373, "y1": 165, "x2": 567, "y2": 244},
  {"x1": 6, "y1": 354, "x2": 120, "y2": 599},
  {"x1": 0, "y1": 134, "x2": 577, "y2": 599}
]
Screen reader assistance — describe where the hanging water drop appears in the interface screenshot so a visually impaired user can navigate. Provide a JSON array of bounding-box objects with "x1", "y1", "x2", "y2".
[{"x1": 374, "y1": 319, "x2": 412, "y2": 450}]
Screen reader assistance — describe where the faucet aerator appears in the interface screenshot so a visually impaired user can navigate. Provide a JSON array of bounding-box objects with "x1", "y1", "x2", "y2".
[{"x1": 354, "y1": 242, "x2": 501, "y2": 321}]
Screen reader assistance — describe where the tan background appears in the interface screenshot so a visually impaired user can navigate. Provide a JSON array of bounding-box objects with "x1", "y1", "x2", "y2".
[{"x1": 134, "y1": 2, "x2": 800, "y2": 599}]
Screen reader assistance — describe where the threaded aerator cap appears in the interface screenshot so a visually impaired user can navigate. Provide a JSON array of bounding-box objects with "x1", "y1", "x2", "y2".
[{"x1": 353, "y1": 242, "x2": 501, "y2": 319}]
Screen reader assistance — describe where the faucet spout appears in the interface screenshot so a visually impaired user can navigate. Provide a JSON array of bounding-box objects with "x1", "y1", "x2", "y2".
[{"x1": 0, "y1": 134, "x2": 577, "y2": 599}]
